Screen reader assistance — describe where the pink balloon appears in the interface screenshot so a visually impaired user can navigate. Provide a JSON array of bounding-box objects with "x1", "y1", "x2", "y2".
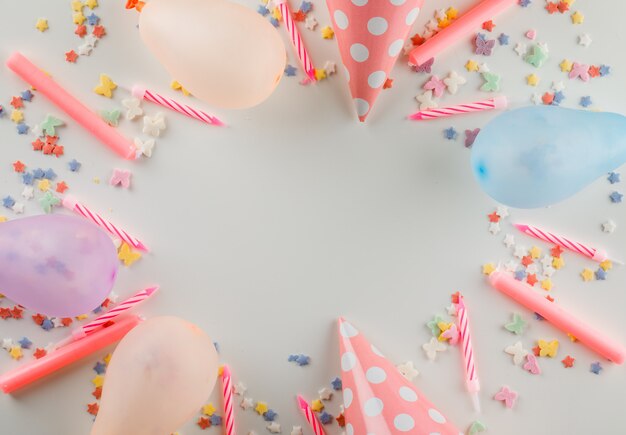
[
  {"x1": 139, "y1": 0, "x2": 286, "y2": 109},
  {"x1": 0, "y1": 215, "x2": 118, "y2": 317},
  {"x1": 91, "y1": 317, "x2": 219, "y2": 435}
]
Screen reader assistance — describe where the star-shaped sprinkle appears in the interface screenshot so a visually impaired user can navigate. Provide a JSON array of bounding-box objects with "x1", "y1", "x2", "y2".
[
  {"x1": 255, "y1": 402, "x2": 269, "y2": 415},
  {"x1": 580, "y1": 268, "x2": 594, "y2": 282},
  {"x1": 482, "y1": 263, "x2": 496, "y2": 275},
  {"x1": 540, "y1": 279, "x2": 552, "y2": 291},
  {"x1": 595, "y1": 268, "x2": 607, "y2": 280},
  {"x1": 578, "y1": 33, "x2": 592, "y2": 47},
  {"x1": 608, "y1": 172, "x2": 621, "y2": 184},
  {"x1": 559, "y1": 59, "x2": 573, "y2": 72},
  {"x1": 305, "y1": 16, "x2": 317, "y2": 30},
  {"x1": 526, "y1": 74, "x2": 539, "y2": 86},
  {"x1": 233, "y1": 381, "x2": 247, "y2": 396},
  {"x1": 396, "y1": 361, "x2": 419, "y2": 381},
  {"x1": 602, "y1": 220, "x2": 616, "y2": 233},
  {"x1": 505, "y1": 341, "x2": 528, "y2": 365},
  {"x1": 494, "y1": 386, "x2": 517, "y2": 408},
  {"x1": 284, "y1": 64, "x2": 297, "y2": 77},
  {"x1": 505, "y1": 313, "x2": 526, "y2": 334},
  {"x1": 33, "y1": 348, "x2": 47, "y2": 359},
  {"x1": 610, "y1": 191, "x2": 623, "y2": 203},
  {"x1": 264, "y1": 409, "x2": 278, "y2": 422},
  {"x1": 590, "y1": 361, "x2": 602, "y2": 374},
  {"x1": 422, "y1": 337, "x2": 446, "y2": 361},
  {"x1": 197, "y1": 417, "x2": 211, "y2": 429},
  {"x1": 444, "y1": 127, "x2": 458, "y2": 140},
  {"x1": 240, "y1": 397, "x2": 254, "y2": 410},
  {"x1": 318, "y1": 387, "x2": 333, "y2": 401},
  {"x1": 497, "y1": 33, "x2": 509, "y2": 45},
  {"x1": 291, "y1": 426, "x2": 303, "y2": 435},
  {"x1": 514, "y1": 42, "x2": 527, "y2": 57},
  {"x1": 579, "y1": 96, "x2": 592, "y2": 108},
  {"x1": 561, "y1": 355, "x2": 575, "y2": 368},
  {"x1": 321, "y1": 26, "x2": 334, "y2": 39},
  {"x1": 267, "y1": 422, "x2": 281, "y2": 433},
  {"x1": 465, "y1": 59, "x2": 479, "y2": 72},
  {"x1": 311, "y1": 399, "x2": 324, "y2": 412},
  {"x1": 65, "y1": 50, "x2": 79, "y2": 63},
  {"x1": 35, "y1": 18, "x2": 49, "y2": 32},
  {"x1": 18, "y1": 337, "x2": 32, "y2": 349},
  {"x1": 571, "y1": 10, "x2": 584, "y2": 24},
  {"x1": 489, "y1": 222, "x2": 501, "y2": 235},
  {"x1": 331, "y1": 377, "x2": 342, "y2": 390},
  {"x1": 503, "y1": 234, "x2": 515, "y2": 248}
]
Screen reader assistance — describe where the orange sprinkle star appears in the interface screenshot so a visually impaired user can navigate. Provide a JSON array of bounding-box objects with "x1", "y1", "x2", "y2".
[
  {"x1": 92, "y1": 25, "x2": 106, "y2": 38},
  {"x1": 482, "y1": 20, "x2": 495, "y2": 32},
  {"x1": 92, "y1": 387, "x2": 102, "y2": 399},
  {"x1": 562, "y1": 355, "x2": 575, "y2": 368},
  {"x1": 10, "y1": 306, "x2": 23, "y2": 319},
  {"x1": 13, "y1": 161, "x2": 25, "y2": 172},
  {"x1": 542, "y1": 92, "x2": 554, "y2": 105},
  {"x1": 33, "y1": 348, "x2": 47, "y2": 359},
  {"x1": 588, "y1": 65, "x2": 600, "y2": 78},
  {"x1": 550, "y1": 245, "x2": 564, "y2": 258},
  {"x1": 292, "y1": 10, "x2": 306, "y2": 22},
  {"x1": 75, "y1": 24, "x2": 87, "y2": 37},
  {"x1": 521, "y1": 255, "x2": 534, "y2": 267},
  {"x1": 411, "y1": 33, "x2": 425, "y2": 46},
  {"x1": 197, "y1": 417, "x2": 211, "y2": 429},
  {"x1": 526, "y1": 274, "x2": 538, "y2": 286},
  {"x1": 0, "y1": 308, "x2": 12, "y2": 319},
  {"x1": 65, "y1": 50, "x2": 78, "y2": 63},
  {"x1": 32, "y1": 313, "x2": 45, "y2": 325},
  {"x1": 383, "y1": 78, "x2": 393, "y2": 89},
  {"x1": 87, "y1": 403, "x2": 99, "y2": 416},
  {"x1": 56, "y1": 182, "x2": 69, "y2": 194},
  {"x1": 546, "y1": 2, "x2": 558, "y2": 13},
  {"x1": 488, "y1": 211, "x2": 500, "y2": 223},
  {"x1": 10, "y1": 96, "x2": 23, "y2": 109}
]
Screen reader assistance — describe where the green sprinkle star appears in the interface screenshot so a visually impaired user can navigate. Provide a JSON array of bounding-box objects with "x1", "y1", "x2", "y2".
[
  {"x1": 39, "y1": 191, "x2": 60, "y2": 214},
  {"x1": 426, "y1": 314, "x2": 444, "y2": 336},
  {"x1": 505, "y1": 313, "x2": 526, "y2": 335},
  {"x1": 469, "y1": 420, "x2": 487, "y2": 435},
  {"x1": 100, "y1": 109, "x2": 121, "y2": 126},
  {"x1": 41, "y1": 115, "x2": 64, "y2": 136}
]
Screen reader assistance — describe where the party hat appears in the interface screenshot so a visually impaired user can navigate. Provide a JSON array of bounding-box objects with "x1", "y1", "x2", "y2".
[
  {"x1": 326, "y1": 0, "x2": 424, "y2": 121},
  {"x1": 338, "y1": 317, "x2": 461, "y2": 434}
]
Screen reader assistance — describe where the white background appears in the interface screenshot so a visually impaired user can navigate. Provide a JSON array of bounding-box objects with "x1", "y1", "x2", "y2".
[{"x1": 1, "y1": 0, "x2": 626, "y2": 434}]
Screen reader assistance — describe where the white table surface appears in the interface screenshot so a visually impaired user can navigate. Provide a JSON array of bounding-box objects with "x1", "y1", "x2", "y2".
[{"x1": 1, "y1": 0, "x2": 626, "y2": 434}]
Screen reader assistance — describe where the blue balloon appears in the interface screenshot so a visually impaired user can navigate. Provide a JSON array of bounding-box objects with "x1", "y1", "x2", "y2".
[{"x1": 470, "y1": 106, "x2": 626, "y2": 208}]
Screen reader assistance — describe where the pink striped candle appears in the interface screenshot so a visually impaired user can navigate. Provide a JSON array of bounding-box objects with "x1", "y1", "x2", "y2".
[
  {"x1": 408, "y1": 96, "x2": 507, "y2": 121},
  {"x1": 55, "y1": 286, "x2": 158, "y2": 349},
  {"x1": 275, "y1": 0, "x2": 316, "y2": 81},
  {"x1": 297, "y1": 395, "x2": 325, "y2": 435},
  {"x1": 514, "y1": 223, "x2": 614, "y2": 263},
  {"x1": 62, "y1": 194, "x2": 149, "y2": 252},
  {"x1": 132, "y1": 85, "x2": 224, "y2": 127},
  {"x1": 221, "y1": 365, "x2": 236, "y2": 435},
  {"x1": 456, "y1": 294, "x2": 481, "y2": 412}
]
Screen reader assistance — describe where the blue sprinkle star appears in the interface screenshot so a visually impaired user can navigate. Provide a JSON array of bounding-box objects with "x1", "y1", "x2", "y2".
[
  {"x1": 263, "y1": 409, "x2": 278, "y2": 421},
  {"x1": 22, "y1": 173, "x2": 34, "y2": 185},
  {"x1": 93, "y1": 361, "x2": 107, "y2": 374},
  {"x1": 599, "y1": 65, "x2": 610, "y2": 77},
  {"x1": 518, "y1": 0, "x2": 531, "y2": 6},
  {"x1": 296, "y1": 354, "x2": 311, "y2": 366},
  {"x1": 284, "y1": 64, "x2": 297, "y2": 77},
  {"x1": 18, "y1": 337, "x2": 32, "y2": 349},
  {"x1": 579, "y1": 96, "x2": 592, "y2": 108},
  {"x1": 608, "y1": 172, "x2": 620, "y2": 184},
  {"x1": 257, "y1": 5, "x2": 269, "y2": 16},
  {"x1": 86, "y1": 13, "x2": 100, "y2": 26},
  {"x1": 476, "y1": 32, "x2": 486, "y2": 41},
  {"x1": 514, "y1": 269, "x2": 527, "y2": 281},
  {"x1": 444, "y1": 127, "x2": 458, "y2": 140},
  {"x1": 595, "y1": 268, "x2": 607, "y2": 280},
  {"x1": 33, "y1": 168, "x2": 45, "y2": 179},
  {"x1": 44, "y1": 168, "x2": 57, "y2": 180},
  {"x1": 210, "y1": 414, "x2": 222, "y2": 426},
  {"x1": 2, "y1": 196, "x2": 15, "y2": 208},
  {"x1": 270, "y1": 17, "x2": 279, "y2": 27},
  {"x1": 16, "y1": 122, "x2": 29, "y2": 134},
  {"x1": 21, "y1": 90, "x2": 33, "y2": 101},
  {"x1": 609, "y1": 191, "x2": 623, "y2": 203},
  {"x1": 552, "y1": 91, "x2": 565, "y2": 105},
  {"x1": 68, "y1": 159, "x2": 81, "y2": 172},
  {"x1": 331, "y1": 377, "x2": 342, "y2": 390},
  {"x1": 319, "y1": 411, "x2": 333, "y2": 424},
  {"x1": 590, "y1": 361, "x2": 603, "y2": 374},
  {"x1": 41, "y1": 318, "x2": 54, "y2": 331},
  {"x1": 300, "y1": 1, "x2": 313, "y2": 13},
  {"x1": 497, "y1": 33, "x2": 509, "y2": 45},
  {"x1": 288, "y1": 354, "x2": 298, "y2": 362}
]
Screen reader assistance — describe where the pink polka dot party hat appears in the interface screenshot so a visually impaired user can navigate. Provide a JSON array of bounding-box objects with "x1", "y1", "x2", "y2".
[
  {"x1": 338, "y1": 317, "x2": 461, "y2": 434},
  {"x1": 325, "y1": 0, "x2": 424, "y2": 121}
]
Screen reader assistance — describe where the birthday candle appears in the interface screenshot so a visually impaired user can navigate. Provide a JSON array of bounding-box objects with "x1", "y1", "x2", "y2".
[
  {"x1": 274, "y1": 0, "x2": 316, "y2": 81},
  {"x1": 297, "y1": 395, "x2": 325, "y2": 435},
  {"x1": 0, "y1": 315, "x2": 142, "y2": 394},
  {"x1": 221, "y1": 365, "x2": 236, "y2": 435},
  {"x1": 408, "y1": 96, "x2": 507, "y2": 121},
  {"x1": 489, "y1": 271, "x2": 626, "y2": 363},
  {"x1": 55, "y1": 286, "x2": 158, "y2": 349},
  {"x1": 514, "y1": 223, "x2": 615, "y2": 263},
  {"x1": 62, "y1": 194, "x2": 149, "y2": 252},
  {"x1": 456, "y1": 294, "x2": 481, "y2": 412},
  {"x1": 132, "y1": 86, "x2": 224, "y2": 127},
  {"x1": 408, "y1": 0, "x2": 518, "y2": 67}
]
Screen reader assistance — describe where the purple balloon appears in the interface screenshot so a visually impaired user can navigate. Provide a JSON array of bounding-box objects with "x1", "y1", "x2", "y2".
[{"x1": 0, "y1": 215, "x2": 118, "y2": 317}]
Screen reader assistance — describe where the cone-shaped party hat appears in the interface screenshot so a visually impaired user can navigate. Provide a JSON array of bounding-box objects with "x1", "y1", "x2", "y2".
[
  {"x1": 326, "y1": 0, "x2": 424, "y2": 121},
  {"x1": 338, "y1": 317, "x2": 461, "y2": 434}
]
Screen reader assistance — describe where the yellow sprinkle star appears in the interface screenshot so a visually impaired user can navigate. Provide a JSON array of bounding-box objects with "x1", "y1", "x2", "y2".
[
  {"x1": 538, "y1": 339, "x2": 559, "y2": 357},
  {"x1": 73, "y1": 11, "x2": 86, "y2": 25},
  {"x1": 10, "y1": 110, "x2": 24, "y2": 123},
  {"x1": 580, "y1": 268, "x2": 593, "y2": 282},
  {"x1": 9, "y1": 346, "x2": 23, "y2": 360},
  {"x1": 314, "y1": 68, "x2": 327, "y2": 81},
  {"x1": 560, "y1": 59, "x2": 573, "y2": 72},
  {"x1": 482, "y1": 263, "x2": 496, "y2": 275},
  {"x1": 529, "y1": 246, "x2": 542, "y2": 259},
  {"x1": 38, "y1": 179, "x2": 51, "y2": 192},
  {"x1": 571, "y1": 11, "x2": 584, "y2": 25},
  {"x1": 599, "y1": 259, "x2": 613, "y2": 271},
  {"x1": 35, "y1": 18, "x2": 49, "y2": 32},
  {"x1": 526, "y1": 74, "x2": 539, "y2": 86},
  {"x1": 552, "y1": 256, "x2": 565, "y2": 269},
  {"x1": 92, "y1": 375, "x2": 104, "y2": 388},
  {"x1": 311, "y1": 399, "x2": 324, "y2": 412},
  {"x1": 76, "y1": 314, "x2": 88, "y2": 320},
  {"x1": 103, "y1": 353, "x2": 112, "y2": 364},
  {"x1": 437, "y1": 18, "x2": 451, "y2": 28},
  {"x1": 465, "y1": 59, "x2": 479, "y2": 72},
  {"x1": 271, "y1": 7, "x2": 282, "y2": 21},
  {"x1": 321, "y1": 26, "x2": 334, "y2": 39},
  {"x1": 118, "y1": 242, "x2": 141, "y2": 267},
  {"x1": 540, "y1": 279, "x2": 552, "y2": 291},
  {"x1": 446, "y1": 7, "x2": 458, "y2": 20},
  {"x1": 85, "y1": 0, "x2": 98, "y2": 9},
  {"x1": 71, "y1": 0, "x2": 83, "y2": 11},
  {"x1": 202, "y1": 403, "x2": 216, "y2": 416},
  {"x1": 255, "y1": 402, "x2": 269, "y2": 415}
]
